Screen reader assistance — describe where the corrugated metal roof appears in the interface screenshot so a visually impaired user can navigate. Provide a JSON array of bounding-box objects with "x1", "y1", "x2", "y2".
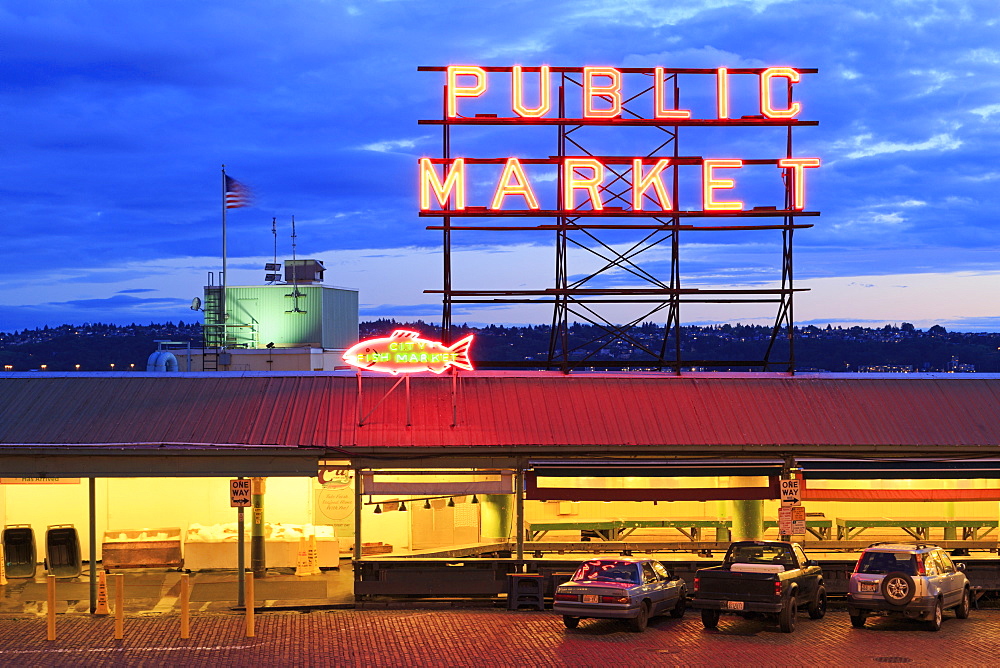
[{"x1": 1, "y1": 373, "x2": 999, "y2": 456}]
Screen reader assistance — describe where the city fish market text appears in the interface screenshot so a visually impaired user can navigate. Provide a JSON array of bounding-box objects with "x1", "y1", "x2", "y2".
[{"x1": 342, "y1": 330, "x2": 475, "y2": 375}]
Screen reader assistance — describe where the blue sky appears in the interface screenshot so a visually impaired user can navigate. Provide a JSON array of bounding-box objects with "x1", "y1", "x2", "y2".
[{"x1": 2, "y1": 0, "x2": 998, "y2": 333}]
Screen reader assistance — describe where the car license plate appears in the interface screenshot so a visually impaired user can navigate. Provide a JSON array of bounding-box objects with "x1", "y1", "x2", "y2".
[
  {"x1": 860, "y1": 582, "x2": 878, "y2": 593},
  {"x1": 725, "y1": 600, "x2": 744, "y2": 611},
  {"x1": 583, "y1": 594, "x2": 600, "y2": 603}
]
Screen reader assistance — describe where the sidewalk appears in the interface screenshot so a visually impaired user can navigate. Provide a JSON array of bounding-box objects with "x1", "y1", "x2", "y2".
[
  {"x1": 0, "y1": 607, "x2": 995, "y2": 667},
  {"x1": 0, "y1": 564, "x2": 355, "y2": 618}
]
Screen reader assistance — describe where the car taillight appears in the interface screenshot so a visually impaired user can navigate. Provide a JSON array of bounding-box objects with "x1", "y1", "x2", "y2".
[
  {"x1": 694, "y1": 577, "x2": 700, "y2": 593},
  {"x1": 915, "y1": 554, "x2": 926, "y2": 575},
  {"x1": 554, "y1": 593, "x2": 578, "y2": 602},
  {"x1": 601, "y1": 596, "x2": 629, "y2": 604},
  {"x1": 774, "y1": 580, "x2": 783, "y2": 596},
  {"x1": 853, "y1": 555, "x2": 864, "y2": 573}
]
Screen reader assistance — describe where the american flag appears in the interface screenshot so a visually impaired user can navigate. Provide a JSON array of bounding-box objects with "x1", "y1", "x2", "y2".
[{"x1": 224, "y1": 175, "x2": 251, "y2": 209}]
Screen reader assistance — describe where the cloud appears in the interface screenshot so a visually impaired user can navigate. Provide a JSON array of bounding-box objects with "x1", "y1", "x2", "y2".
[
  {"x1": 358, "y1": 136, "x2": 430, "y2": 153},
  {"x1": 971, "y1": 104, "x2": 1000, "y2": 119},
  {"x1": 834, "y1": 132, "x2": 963, "y2": 159}
]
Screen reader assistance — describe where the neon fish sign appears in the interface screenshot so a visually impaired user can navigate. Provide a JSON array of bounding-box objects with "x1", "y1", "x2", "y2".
[
  {"x1": 419, "y1": 65, "x2": 820, "y2": 214},
  {"x1": 342, "y1": 330, "x2": 475, "y2": 375}
]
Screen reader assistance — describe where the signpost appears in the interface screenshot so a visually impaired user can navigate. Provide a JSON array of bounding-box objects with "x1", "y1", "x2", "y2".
[{"x1": 230, "y1": 478, "x2": 249, "y2": 606}]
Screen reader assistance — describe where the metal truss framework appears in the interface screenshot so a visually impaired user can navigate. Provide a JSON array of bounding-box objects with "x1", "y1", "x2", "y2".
[{"x1": 419, "y1": 66, "x2": 819, "y2": 373}]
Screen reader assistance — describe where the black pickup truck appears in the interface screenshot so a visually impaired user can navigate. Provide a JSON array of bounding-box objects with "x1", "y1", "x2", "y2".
[{"x1": 690, "y1": 540, "x2": 826, "y2": 632}]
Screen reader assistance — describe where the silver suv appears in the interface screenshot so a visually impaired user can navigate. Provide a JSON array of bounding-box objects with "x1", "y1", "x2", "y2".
[{"x1": 847, "y1": 543, "x2": 971, "y2": 631}]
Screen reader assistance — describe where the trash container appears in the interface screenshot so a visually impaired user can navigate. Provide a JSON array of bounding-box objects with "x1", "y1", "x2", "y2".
[
  {"x1": 45, "y1": 524, "x2": 82, "y2": 579},
  {"x1": 2, "y1": 525, "x2": 37, "y2": 579},
  {"x1": 506, "y1": 573, "x2": 546, "y2": 611}
]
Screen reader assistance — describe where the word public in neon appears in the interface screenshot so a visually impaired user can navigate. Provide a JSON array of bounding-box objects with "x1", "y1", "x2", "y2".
[
  {"x1": 342, "y1": 330, "x2": 475, "y2": 375},
  {"x1": 419, "y1": 156, "x2": 820, "y2": 212},
  {"x1": 422, "y1": 65, "x2": 820, "y2": 213},
  {"x1": 444, "y1": 65, "x2": 804, "y2": 120}
]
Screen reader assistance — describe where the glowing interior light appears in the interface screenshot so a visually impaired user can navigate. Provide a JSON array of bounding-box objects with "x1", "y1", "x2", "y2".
[
  {"x1": 653, "y1": 67, "x2": 690, "y2": 119},
  {"x1": 778, "y1": 157, "x2": 820, "y2": 210},
  {"x1": 632, "y1": 158, "x2": 672, "y2": 210},
  {"x1": 490, "y1": 157, "x2": 540, "y2": 209},
  {"x1": 419, "y1": 157, "x2": 466, "y2": 210},
  {"x1": 583, "y1": 67, "x2": 622, "y2": 119},
  {"x1": 702, "y1": 159, "x2": 744, "y2": 211},
  {"x1": 760, "y1": 67, "x2": 802, "y2": 118},
  {"x1": 512, "y1": 65, "x2": 551, "y2": 118},
  {"x1": 446, "y1": 66, "x2": 487, "y2": 118},
  {"x1": 563, "y1": 158, "x2": 605, "y2": 210},
  {"x1": 716, "y1": 67, "x2": 730, "y2": 119}
]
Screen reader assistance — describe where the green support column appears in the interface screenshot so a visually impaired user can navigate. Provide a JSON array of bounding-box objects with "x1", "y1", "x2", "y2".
[
  {"x1": 943, "y1": 500, "x2": 957, "y2": 541},
  {"x1": 480, "y1": 494, "x2": 513, "y2": 540},
  {"x1": 730, "y1": 476, "x2": 764, "y2": 541},
  {"x1": 251, "y1": 477, "x2": 266, "y2": 578}
]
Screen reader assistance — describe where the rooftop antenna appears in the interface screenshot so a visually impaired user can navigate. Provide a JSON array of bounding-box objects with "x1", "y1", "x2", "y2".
[
  {"x1": 285, "y1": 215, "x2": 306, "y2": 313},
  {"x1": 263, "y1": 217, "x2": 281, "y2": 284},
  {"x1": 272, "y1": 216, "x2": 278, "y2": 271}
]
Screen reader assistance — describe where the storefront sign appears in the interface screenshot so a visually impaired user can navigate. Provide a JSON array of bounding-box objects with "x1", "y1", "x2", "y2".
[
  {"x1": 420, "y1": 65, "x2": 819, "y2": 214},
  {"x1": 342, "y1": 329, "x2": 475, "y2": 375},
  {"x1": 1, "y1": 478, "x2": 80, "y2": 484}
]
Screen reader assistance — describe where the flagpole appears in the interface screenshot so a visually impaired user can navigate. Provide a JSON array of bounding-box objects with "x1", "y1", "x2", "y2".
[{"x1": 221, "y1": 165, "x2": 228, "y2": 339}]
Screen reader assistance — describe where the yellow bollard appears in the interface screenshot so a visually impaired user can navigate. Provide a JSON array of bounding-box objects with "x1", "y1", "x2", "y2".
[
  {"x1": 308, "y1": 533, "x2": 322, "y2": 575},
  {"x1": 179, "y1": 573, "x2": 190, "y2": 639},
  {"x1": 94, "y1": 570, "x2": 110, "y2": 615},
  {"x1": 244, "y1": 571, "x2": 255, "y2": 638},
  {"x1": 294, "y1": 536, "x2": 310, "y2": 577},
  {"x1": 114, "y1": 573, "x2": 124, "y2": 640},
  {"x1": 46, "y1": 575, "x2": 56, "y2": 641},
  {"x1": 0, "y1": 541, "x2": 7, "y2": 586}
]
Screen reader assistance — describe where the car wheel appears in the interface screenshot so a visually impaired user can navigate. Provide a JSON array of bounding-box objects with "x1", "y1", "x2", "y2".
[
  {"x1": 955, "y1": 587, "x2": 971, "y2": 619},
  {"x1": 850, "y1": 612, "x2": 866, "y2": 628},
  {"x1": 629, "y1": 601, "x2": 650, "y2": 632},
  {"x1": 562, "y1": 615, "x2": 580, "y2": 629},
  {"x1": 881, "y1": 571, "x2": 916, "y2": 606},
  {"x1": 778, "y1": 597, "x2": 797, "y2": 633},
  {"x1": 669, "y1": 588, "x2": 687, "y2": 618},
  {"x1": 808, "y1": 586, "x2": 827, "y2": 619},
  {"x1": 701, "y1": 607, "x2": 720, "y2": 629},
  {"x1": 926, "y1": 599, "x2": 943, "y2": 632}
]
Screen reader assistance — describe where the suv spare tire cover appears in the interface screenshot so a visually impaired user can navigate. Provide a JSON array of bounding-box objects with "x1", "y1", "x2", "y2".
[{"x1": 881, "y1": 571, "x2": 916, "y2": 605}]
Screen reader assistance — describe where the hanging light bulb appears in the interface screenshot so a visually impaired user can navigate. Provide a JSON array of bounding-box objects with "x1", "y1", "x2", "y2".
[
  {"x1": 447, "y1": 497, "x2": 455, "y2": 507},
  {"x1": 471, "y1": 494, "x2": 479, "y2": 504},
  {"x1": 423, "y1": 499, "x2": 432, "y2": 510},
  {"x1": 399, "y1": 501, "x2": 407, "y2": 512},
  {"x1": 374, "y1": 504, "x2": 382, "y2": 514}
]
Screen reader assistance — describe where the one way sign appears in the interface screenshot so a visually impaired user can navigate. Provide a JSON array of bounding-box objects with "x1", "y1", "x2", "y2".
[
  {"x1": 780, "y1": 479, "x2": 801, "y2": 507},
  {"x1": 230, "y1": 479, "x2": 252, "y2": 507}
]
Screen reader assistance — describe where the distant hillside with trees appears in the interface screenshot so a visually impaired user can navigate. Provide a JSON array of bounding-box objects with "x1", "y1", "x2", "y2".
[{"x1": 1, "y1": 320, "x2": 998, "y2": 373}]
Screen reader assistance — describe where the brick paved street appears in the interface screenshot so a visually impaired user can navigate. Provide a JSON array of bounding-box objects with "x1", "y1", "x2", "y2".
[{"x1": 0, "y1": 605, "x2": 993, "y2": 667}]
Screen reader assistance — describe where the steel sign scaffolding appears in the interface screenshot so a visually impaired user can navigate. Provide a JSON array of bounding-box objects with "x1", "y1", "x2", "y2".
[{"x1": 418, "y1": 66, "x2": 819, "y2": 372}]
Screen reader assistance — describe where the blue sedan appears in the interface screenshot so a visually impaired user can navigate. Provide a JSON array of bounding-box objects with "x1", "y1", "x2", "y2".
[{"x1": 553, "y1": 557, "x2": 687, "y2": 632}]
